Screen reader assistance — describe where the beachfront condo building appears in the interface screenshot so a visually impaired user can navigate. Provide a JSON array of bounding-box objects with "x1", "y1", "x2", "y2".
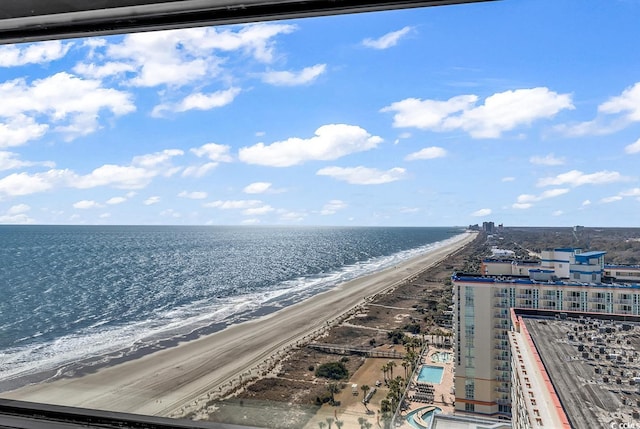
[{"x1": 452, "y1": 247, "x2": 640, "y2": 418}]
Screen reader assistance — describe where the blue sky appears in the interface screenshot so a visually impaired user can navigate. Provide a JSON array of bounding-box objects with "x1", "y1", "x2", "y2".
[{"x1": 1, "y1": 0, "x2": 639, "y2": 227}]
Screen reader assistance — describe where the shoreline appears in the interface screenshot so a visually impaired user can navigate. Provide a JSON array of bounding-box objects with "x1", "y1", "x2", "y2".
[{"x1": 2, "y1": 231, "x2": 477, "y2": 418}]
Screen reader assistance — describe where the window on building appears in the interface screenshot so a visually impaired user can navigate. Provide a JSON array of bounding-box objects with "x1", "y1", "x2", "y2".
[
  {"x1": 465, "y1": 380, "x2": 474, "y2": 399},
  {"x1": 465, "y1": 403, "x2": 475, "y2": 413}
]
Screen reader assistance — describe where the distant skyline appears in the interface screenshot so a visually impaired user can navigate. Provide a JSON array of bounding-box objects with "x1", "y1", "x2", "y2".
[{"x1": 1, "y1": 0, "x2": 639, "y2": 227}]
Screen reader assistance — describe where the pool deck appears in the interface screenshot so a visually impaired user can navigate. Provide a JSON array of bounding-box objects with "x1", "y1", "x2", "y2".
[{"x1": 400, "y1": 347, "x2": 455, "y2": 427}]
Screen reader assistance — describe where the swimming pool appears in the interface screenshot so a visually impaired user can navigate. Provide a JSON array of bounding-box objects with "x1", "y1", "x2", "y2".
[
  {"x1": 406, "y1": 406, "x2": 442, "y2": 429},
  {"x1": 417, "y1": 365, "x2": 444, "y2": 384}
]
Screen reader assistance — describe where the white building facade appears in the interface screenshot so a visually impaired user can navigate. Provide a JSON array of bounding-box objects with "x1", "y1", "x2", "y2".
[{"x1": 452, "y1": 273, "x2": 640, "y2": 418}]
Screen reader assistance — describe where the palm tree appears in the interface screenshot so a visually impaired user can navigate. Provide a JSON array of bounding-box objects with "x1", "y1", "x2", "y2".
[
  {"x1": 381, "y1": 363, "x2": 388, "y2": 382},
  {"x1": 318, "y1": 422, "x2": 326, "y2": 429},
  {"x1": 401, "y1": 360, "x2": 409, "y2": 379},
  {"x1": 335, "y1": 420, "x2": 344, "y2": 429},
  {"x1": 326, "y1": 417, "x2": 334, "y2": 429},
  {"x1": 327, "y1": 383, "x2": 340, "y2": 405},
  {"x1": 361, "y1": 384, "x2": 370, "y2": 400},
  {"x1": 387, "y1": 360, "x2": 396, "y2": 379},
  {"x1": 361, "y1": 384, "x2": 371, "y2": 412}
]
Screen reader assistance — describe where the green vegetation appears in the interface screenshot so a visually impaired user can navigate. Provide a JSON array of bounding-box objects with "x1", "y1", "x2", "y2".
[{"x1": 315, "y1": 362, "x2": 349, "y2": 380}]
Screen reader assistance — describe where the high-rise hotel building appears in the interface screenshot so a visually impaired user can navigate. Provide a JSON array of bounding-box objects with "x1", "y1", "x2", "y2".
[{"x1": 453, "y1": 247, "x2": 640, "y2": 418}]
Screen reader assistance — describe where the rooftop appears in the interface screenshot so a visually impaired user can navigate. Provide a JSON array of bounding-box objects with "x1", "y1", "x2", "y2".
[
  {"x1": 522, "y1": 315, "x2": 640, "y2": 429},
  {"x1": 452, "y1": 272, "x2": 640, "y2": 290}
]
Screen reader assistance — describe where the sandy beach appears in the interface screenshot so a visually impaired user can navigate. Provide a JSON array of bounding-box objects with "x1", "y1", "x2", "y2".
[{"x1": 2, "y1": 231, "x2": 476, "y2": 418}]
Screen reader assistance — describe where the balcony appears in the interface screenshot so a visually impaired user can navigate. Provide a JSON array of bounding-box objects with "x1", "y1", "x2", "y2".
[
  {"x1": 494, "y1": 291, "x2": 508, "y2": 297},
  {"x1": 495, "y1": 345, "x2": 510, "y2": 351},
  {"x1": 589, "y1": 297, "x2": 606, "y2": 303},
  {"x1": 494, "y1": 334, "x2": 509, "y2": 340},
  {"x1": 495, "y1": 354, "x2": 510, "y2": 361},
  {"x1": 496, "y1": 375, "x2": 510, "y2": 382},
  {"x1": 495, "y1": 364, "x2": 510, "y2": 371},
  {"x1": 564, "y1": 296, "x2": 582, "y2": 302},
  {"x1": 616, "y1": 299, "x2": 633, "y2": 305},
  {"x1": 495, "y1": 386, "x2": 510, "y2": 393},
  {"x1": 539, "y1": 305, "x2": 558, "y2": 310},
  {"x1": 516, "y1": 294, "x2": 533, "y2": 299}
]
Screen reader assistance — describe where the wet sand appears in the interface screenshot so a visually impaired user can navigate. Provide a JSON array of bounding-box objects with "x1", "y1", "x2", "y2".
[{"x1": 2, "y1": 232, "x2": 476, "y2": 417}]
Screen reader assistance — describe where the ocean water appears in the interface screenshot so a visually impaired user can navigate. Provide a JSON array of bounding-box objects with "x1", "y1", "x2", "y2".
[{"x1": 0, "y1": 225, "x2": 462, "y2": 390}]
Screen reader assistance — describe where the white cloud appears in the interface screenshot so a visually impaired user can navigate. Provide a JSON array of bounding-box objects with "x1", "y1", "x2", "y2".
[
  {"x1": 405, "y1": 146, "x2": 447, "y2": 161},
  {"x1": 620, "y1": 188, "x2": 640, "y2": 197},
  {"x1": 382, "y1": 87, "x2": 573, "y2": 138},
  {"x1": 0, "y1": 204, "x2": 34, "y2": 224},
  {"x1": 144, "y1": 196, "x2": 161, "y2": 205},
  {"x1": 99, "y1": 213, "x2": 111, "y2": 219},
  {"x1": 512, "y1": 203, "x2": 532, "y2": 210},
  {"x1": 582, "y1": 200, "x2": 592, "y2": 206},
  {"x1": 7, "y1": 204, "x2": 30, "y2": 215},
  {"x1": 362, "y1": 27, "x2": 413, "y2": 49},
  {"x1": 0, "y1": 72, "x2": 135, "y2": 143},
  {"x1": 191, "y1": 143, "x2": 233, "y2": 162},
  {"x1": 552, "y1": 210, "x2": 564, "y2": 216},
  {"x1": 0, "y1": 41, "x2": 72, "y2": 67},
  {"x1": 106, "y1": 196, "x2": 127, "y2": 205},
  {"x1": 73, "y1": 165, "x2": 156, "y2": 190},
  {"x1": 0, "y1": 213, "x2": 35, "y2": 224},
  {"x1": 471, "y1": 208, "x2": 492, "y2": 217},
  {"x1": 0, "y1": 169, "x2": 72, "y2": 197},
  {"x1": 204, "y1": 200, "x2": 262, "y2": 209},
  {"x1": 243, "y1": 182, "x2": 272, "y2": 194},
  {"x1": 243, "y1": 205, "x2": 274, "y2": 216},
  {"x1": 182, "y1": 23, "x2": 298, "y2": 63},
  {"x1": 625, "y1": 138, "x2": 640, "y2": 154},
  {"x1": 0, "y1": 115, "x2": 49, "y2": 148},
  {"x1": 321, "y1": 200, "x2": 347, "y2": 215},
  {"x1": 400, "y1": 207, "x2": 420, "y2": 213},
  {"x1": 502, "y1": 177, "x2": 516, "y2": 182},
  {"x1": 316, "y1": 166, "x2": 406, "y2": 185},
  {"x1": 69, "y1": 149, "x2": 183, "y2": 191},
  {"x1": 132, "y1": 149, "x2": 184, "y2": 169},
  {"x1": 262, "y1": 64, "x2": 326, "y2": 86},
  {"x1": 73, "y1": 200, "x2": 102, "y2": 209},
  {"x1": 93, "y1": 24, "x2": 296, "y2": 88},
  {"x1": 511, "y1": 188, "x2": 569, "y2": 210},
  {"x1": 160, "y1": 209, "x2": 182, "y2": 218},
  {"x1": 0, "y1": 151, "x2": 55, "y2": 171},
  {"x1": 598, "y1": 188, "x2": 640, "y2": 204},
  {"x1": 516, "y1": 188, "x2": 570, "y2": 203},
  {"x1": 239, "y1": 124, "x2": 383, "y2": 167},
  {"x1": 279, "y1": 210, "x2": 306, "y2": 222},
  {"x1": 73, "y1": 61, "x2": 136, "y2": 79},
  {"x1": 600, "y1": 196, "x2": 623, "y2": 203},
  {"x1": 556, "y1": 83, "x2": 640, "y2": 136},
  {"x1": 178, "y1": 191, "x2": 208, "y2": 199},
  {"x1": 598, "y1": 82, "x2": 640, "y2": 121},
  {"x1": 530, "y1": 153, "x2": 565, "y2": 166},
  {"x1": 181, "y1": 162, "x2": 220, "y2": 178},
  {"x1": 537, "y1": 170, "x2": 629, "y2": 187},
  {"x1": 152, "y1": 87, "x2": 241, "y2": 117}
]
